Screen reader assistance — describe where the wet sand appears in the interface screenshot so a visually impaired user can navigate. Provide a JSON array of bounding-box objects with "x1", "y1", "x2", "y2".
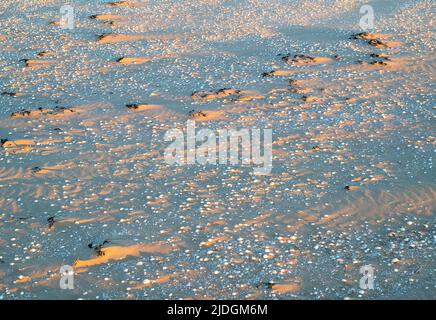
[{"x1": 0, "y1": 0, "x2": 435, "y2": 299}]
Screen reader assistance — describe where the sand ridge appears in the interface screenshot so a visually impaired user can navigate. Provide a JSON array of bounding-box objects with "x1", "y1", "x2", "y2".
[{"x1": 0, "y1": 0, "x2": 434, "y2": 300}]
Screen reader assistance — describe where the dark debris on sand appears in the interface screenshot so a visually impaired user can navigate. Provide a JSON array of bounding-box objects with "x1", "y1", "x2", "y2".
[
  {"x1": 188, "y1": 110, "x2": 207, "y2": 118},
  {"x1": 126, "y1": 104, "x2": 140, "y2": 110},
  {"x1": 47, "y1": 216, "x2": 55, "y2": 229},
  {"x1": 0, "y1": 138, "x2": 9, "y2": 147},
  {"x1": 282, "y1": 54, "x2": 315, "y2": 64},
  {"x1": 10, "y1": 106, "x2": 75, "y2": 118},
  {"x1": 88, "y1": 240, "x2": 111, "y2": 257},
  {"x1": 1, "y1": 92, "x2": 19, "y2": 97}
]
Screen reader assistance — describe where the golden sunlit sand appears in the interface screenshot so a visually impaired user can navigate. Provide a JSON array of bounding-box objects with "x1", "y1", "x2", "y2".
[
  {"x1": 0, "y1": 0, "x2": 434, "y2": 301},
  {"x1": 74, "y1": 243, "x2": 175, "y2": 269}
]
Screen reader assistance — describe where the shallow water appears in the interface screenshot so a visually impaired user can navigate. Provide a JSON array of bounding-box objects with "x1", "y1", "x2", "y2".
[{"x1": 0, "y1": 0, "x2": 435, "y2": 299}]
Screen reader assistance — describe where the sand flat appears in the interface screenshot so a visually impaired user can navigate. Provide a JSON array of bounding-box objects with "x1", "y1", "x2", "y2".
[{"x1": 0, "y1": 0, "x2": 434, "y2": 300}]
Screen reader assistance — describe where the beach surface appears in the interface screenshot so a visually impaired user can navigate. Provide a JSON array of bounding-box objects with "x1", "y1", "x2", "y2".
[{"x1": 0, "y1": 0, "x2": 435, "y2": 299}]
